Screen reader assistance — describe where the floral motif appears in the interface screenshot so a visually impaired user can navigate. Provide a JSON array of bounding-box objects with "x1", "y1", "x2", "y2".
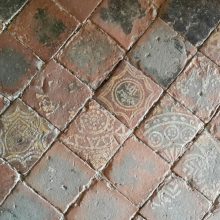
[
  {"x1": 143, "y1": 113, "x2": 200, "y2": 162},
  {"x1": 61, "y1": 101, "x2": 130, "y2": 169},
  {"x1": 0, "y1": 100, "x2": 58, "y2": 173}
]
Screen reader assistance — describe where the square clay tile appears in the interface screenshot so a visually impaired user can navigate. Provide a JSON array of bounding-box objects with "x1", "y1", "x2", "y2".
[
  {"x1": 104, "y1": 136, "x2": 169, "y2": 205},
  {"x1": 128, "y1": 18, "x2": 196, "y2": 88},
  {"x1": 174, "y1": 131, "x2": 220, "y2": 201},
  {"x1": 201, "y1": 24, "x2": 220, "y2": 66},
  {"x1": 0, "y1": 32, "x2": 43, "y2": 100},
  {"x1": 65, "y1": 180, "x2": 137, "y2": 220},
  {"x1": 54, "y1": 0, "x2": 101, "y2": 22},
  {"x1": 22, "y1": 60, "x2": 92, "y2": 130},
  {"x1": 140, "y1": 175, "x2": 210, "y2": 220},
  {"x1": 57, "y1": 21, "x2": 124, "y2": 89},
  {"x1": 159, "y1": 0, "x2": 220, "y2": 46},
  {"x1": 96, "y1": 61, "x2": 163, "y2": 129},
  {"x1": 0, "y1": 159, "x2": 18, "y2": 204},
  {"x1": 135, "y1": 94, "x2": 203, "y2": 163},
  {"x1": 168, "y1": 53, "x2": 220, "y2": 123},
  {"x1": 0, "y1": 95, "x2": 10, "y2": 115},
  {"x1": 26, "y1": 141, "x2": 95, "y2": 212},
  {"x1": 0, "y1": 99, "x2": 59, "y2": 174},
  {"x1": 207, "y1": 110, "x2": 220, "y2": 142},
  {"x1": 60, "y1": 100, "x2": 131, "y2": 170},
  {"x1": 9, "y1": 0, "x2": 79, "y2": 61},
  {"x1": 91, "y1": 0, "x2": 157, "y2": 49},
  {"x1": 0, "y1": 182, "x2": 62, "y2": 220},
  {"x1": 0, "y1": 0, "x2": 27, "y2": 25}
]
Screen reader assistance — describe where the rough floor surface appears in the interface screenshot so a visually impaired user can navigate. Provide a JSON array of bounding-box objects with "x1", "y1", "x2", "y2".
[{"x1": 0, "y1": 0, "x2": 220, "y2": 219}]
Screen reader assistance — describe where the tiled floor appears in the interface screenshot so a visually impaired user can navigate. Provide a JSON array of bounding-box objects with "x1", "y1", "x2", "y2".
[{"x1": 0, "y1": 0, "x2": 220, "y2": 219}]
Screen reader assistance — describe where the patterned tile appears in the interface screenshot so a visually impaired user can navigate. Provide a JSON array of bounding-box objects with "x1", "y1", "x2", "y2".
[
  {"x1": 0, "y1": 32, "x2": 43, "y2": 100},
  {"x1": 54, "y1": 0, "x2": 101, "y2": 22},
  {"x1": 9, "y1": 0, "x2": 79, "y2": 60},
  {"x1": 135, "y1": 94, "x2": 203, "y2": 163},
  {"x1": 57, "y1": 21, "x2": 124, "y2": 89},
  {"x1": 160, "y1": 0, "x2": 220, "y2": 46},
  {"x1": 174, "y1": 131, "x2": 220, "y2": 200},
  {"x1": 128, "y1": 18, "x2": 196, "y2": 88},
  {"x1": 0, "y1": 182, "x2": 61, "y2": 220},
  {"x1": 201, "y1": 24, "x2": 220, "y2": 66},
  {"x1": 60, "y1": 100, "x2": 131, "y2": 170},
  {"x1": 104, "y1": 136, "x2": 169, "y2": 205},
  {"x1": 65, "y1": 180, "x2": 137, "y2": 220},
  {"x1": 207, "y1": 110, "x2": 220, "y2": 142},
  {"x1": 96, "y1": 61, "x2": 163, "y2": 128},
  {"x1": 169, "y1": 53, "x2": 220, "y2": 123},
  {"x1": 0, "y1": 99, "x2": 59, "y2": 174},
  {"x1": 26, "y1": 141, "x2": 95, "y2": 211},
  {"x1": 140, "y1": 175, "x2": 210, "y2": 220},
  {"x1": 0, "y1": 159, "x2": 18, "y2": 204},
  {"x1": 92, "y1": 0, "x2": 157, "y2": 49},
  {"x1": 22, "y1": 60, "x2": 92, "y2": 130}
]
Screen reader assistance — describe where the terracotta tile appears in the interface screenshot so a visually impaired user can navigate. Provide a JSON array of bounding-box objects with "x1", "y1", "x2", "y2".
[
  {"x1": 104, "y1": 136, "x2": 169, "y2": 205},
  {"x1": 0, "y1": 182, "x2": 61, "y2": 220},
  {"x1": 0, "y1": 0, "x2": 26, "y2": 24},
  {"x1": 168, "y1": 53, "x2": 220, "y2": 123},
  {"x1": 96, "y1": 61, "x2": 163, "y2": 128},
  {"x1": 128, "y1": 18, "x2": 196, "y2": 88},
  {"x1": 57, "y1": 21, "x2": 124, "y2": 89},
  {"x1": 160, "y1": 0, "x2": 220, "y2": 46},
  {"x1": 22, "y1": 60, "x2": 92, "y2": 130},
  {"x1": 0, "y1": 95, "x2": 10, "y2": 115},
  {"x1": 201, "y1": 25, "x2": 220, "y2": 66},
  {"x1": 174, "y1": 131, "x2": 220, "y2": 200},
  {"x1": 54, "y1": 0, "x2": 101, "y2": 22},
  {"x1": 0, "y1": 159, "x2": 18, "y2": 204},
  {"x1": 0, "y1": 99, "x2": 59, "y2": 174},
  {"x1": 26, "y1": 141, "x2": 95, "y2": 211},
  {"x1": 0, "y1": 32, "x2": 43, "y2": 100},
  {"x1": 9, "y1": 0, "x2": 79, "y2": 61},
  {"x1": 92, "y1": 0, "x2": 157, "y2": 49},
  {"x1": 140, "y1": 176, "x2": 210, "y2": 220},
  {"x1": 207, "y1": 110, "x2": 220, "y2": 142},
  {"x1": 60, "y1": 100, "x2": 131, "y2": 170},
  {"x1": 66, "y1": 180, "x2": 137, "y2": 220},
  {"x1": 135, "y1": 94, "x2": 203, "y2": 163}
]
